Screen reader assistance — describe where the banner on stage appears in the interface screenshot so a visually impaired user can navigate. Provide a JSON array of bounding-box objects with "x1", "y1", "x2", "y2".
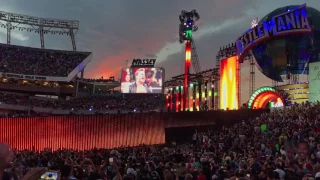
[{"x1": 236, "y1": 4, "x2": 311, "y2": 62}]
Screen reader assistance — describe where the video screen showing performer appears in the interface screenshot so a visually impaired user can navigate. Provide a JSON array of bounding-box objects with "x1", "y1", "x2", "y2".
[{"x1": 121, "y1": 67, "x2": 164, "y2": 93}]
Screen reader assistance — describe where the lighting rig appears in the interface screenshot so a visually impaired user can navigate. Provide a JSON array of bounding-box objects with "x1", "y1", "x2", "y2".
[
  {"x1": 0, "y1": 11, "x2": 79, "y2": 50},
  {"x1": 178, "y1": 10, "x2": 201, "y2": 111}
]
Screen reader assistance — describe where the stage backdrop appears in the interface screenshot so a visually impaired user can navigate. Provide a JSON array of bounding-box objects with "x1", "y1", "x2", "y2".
[
  {"x1": 0, "y1": 114, "x2": 165, "y2": 151},
  {"x1": 0, "y1": 110, "x2": 268, "y2": 151},
  {"x1": 309, "y1": 62, "x2": 320, "y2": 103}
]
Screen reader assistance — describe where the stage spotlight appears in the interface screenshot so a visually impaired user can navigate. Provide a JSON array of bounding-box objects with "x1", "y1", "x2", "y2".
[{"x1": 193, "y1": 26, "x2": 198, "y2": 31}]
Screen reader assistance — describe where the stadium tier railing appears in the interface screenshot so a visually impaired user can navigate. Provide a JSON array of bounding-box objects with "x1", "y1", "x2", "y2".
[{"x1": 0, "y1": 103, "x2": 163, "y2": 115}]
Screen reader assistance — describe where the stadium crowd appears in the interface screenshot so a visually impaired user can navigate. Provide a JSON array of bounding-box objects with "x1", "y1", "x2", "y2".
[
  {"x1": 0, "y1": 92, "x2": 164, "y2": 111},
  {"x1": 0, "y1": 103, "x2": 320, "y2": 179},
  {"x1": 0, "y1": 44, "x2": 90, "y2": 76}
]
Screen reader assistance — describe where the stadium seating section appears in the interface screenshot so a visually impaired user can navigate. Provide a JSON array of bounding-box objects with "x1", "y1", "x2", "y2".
[
  {"x1": 0, "y1": 92, "x2": 164, "y2": 111},
  {"x1": 0, "y1": 43, "x2": 90, "y2": 76}
]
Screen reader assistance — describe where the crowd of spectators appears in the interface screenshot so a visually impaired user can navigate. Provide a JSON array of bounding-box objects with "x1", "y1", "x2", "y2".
[
  {"x1": 1, "y1": 103, "x2": 320, "y2": 179},
  {"x1": 0, "y1": 110, "x2": 30, "y2": 118},
  {"x1": 0, "y1": 44, "x2": 90, "y2": 76},
  {"x1": 30, "y1": 94, "x2": 164, "y2": 111},
  {"x1": 0, "y1": 92, "x2": 164, "y2": 111},
  {"x1": 0, "y1": 92, "x2": 28, "y2": 106}
]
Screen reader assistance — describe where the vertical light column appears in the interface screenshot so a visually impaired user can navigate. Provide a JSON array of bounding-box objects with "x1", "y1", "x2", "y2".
[
  {"x1": 236, "y1": 57, "x2": 240, "y2": 109},
  {"x1": 192, "y1": 83, "x2": 195, "y2": 111},
  {"x1": 184, "y1": 40, "x2": 191, "y2": 111},
  {"x1": 188, "y1": 83, "x2": 193, "y2": 111},
  {"x1": 165, "y1": 89, "x2": 169, "y2": 111},
  {"x1": 189, "y1": 84, "x2": 193, "y2": 111},
  {"x1": 207, "y1": 82, "x2": 212, "y2": 110},
  {"x1": 180, "y1": 86, "x2": 184, "y2": 111},
  {"x1": 204, "y1": 82, "x2": 208, "y2": 110},
  {"x1": 175, "y1": 86, "x2": 179, "y2": 112},
  {"x1": 178, "y1": 86, "x2": 182, "y2": 112},
  {"x1": 202, "y1": 83, "x2": 206, "y2": 105},
  {"x1": 211, "y1": 83, "x2": 215, "y2": 110},
  {"x1": 196, "y1": 82, "x2": 200, "y2": 111},
  {"x1": 170, "y1": 88, "x2": 173, "y2": 111}
]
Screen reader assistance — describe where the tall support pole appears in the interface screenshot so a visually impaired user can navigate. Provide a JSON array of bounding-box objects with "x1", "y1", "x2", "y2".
[
  {"x1": 211, "y1": 80, "x2": 215, "y2": 110},
  {"x1": 179, "y1": 10, "x2": 200, "y2": 111},
  {"x1": 40, "y1": 26, "x2": 45, "y2": 49},
  {"x1": 80, "y1": 70, "x2": 84, "y2": 79},
  {"x1": 184, "y1": 40, "x2": 191, "y2": 111},
  {"x1": 215, "y1": 55, "x2": 220, "y2": 110},
  {"x1": 70, "y1": 28, "x2": 77, "y2": 51},
  {"x1": 237, "y1": 59, "x2": 240, "y2": 109},
  {"x1": 249, "y1": 55, "x2": 255, "y2": 96},
  {"x1": 6, "y1": 22, "x2": 11, "y2": 45}
]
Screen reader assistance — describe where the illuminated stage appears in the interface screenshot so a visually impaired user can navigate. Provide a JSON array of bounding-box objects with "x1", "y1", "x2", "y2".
[
  {"x1": 164, "y1": 4, "x2": 318, "y2": 111},
  {"x1": 248, "y1": 86, "x2": 284, "y2": 109},
  {"x1": 275, "y1": 83, "x2": 309, "y2": 105}
]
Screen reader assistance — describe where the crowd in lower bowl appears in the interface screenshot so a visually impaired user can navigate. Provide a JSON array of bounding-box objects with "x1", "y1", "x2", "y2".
[
  {"x1": 0, "y1": 44, "x2": 90, "y2": 77},
  {"x1": 0, "y1": 92, "x2": 164, "y2": 112},
  {"x1": 1, "y1": 102, "x2": 320, "y2": 179}
]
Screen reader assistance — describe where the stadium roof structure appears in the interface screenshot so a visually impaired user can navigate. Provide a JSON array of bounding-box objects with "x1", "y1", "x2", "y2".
[{"x1": 0, "y1": 11, "x2": 79, "y2": 50}]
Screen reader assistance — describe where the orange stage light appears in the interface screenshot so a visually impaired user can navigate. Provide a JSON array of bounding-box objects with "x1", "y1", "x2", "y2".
[
  {"x1": 220, "y1": 56, "x2": 239, "y2": 110},
  {"x1": 185, "y1": 41, "x2": 191, "y2": 66}
]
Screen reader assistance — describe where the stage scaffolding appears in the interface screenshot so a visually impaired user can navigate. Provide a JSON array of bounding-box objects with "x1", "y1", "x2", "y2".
[{"x1": 164, "y1": 68, "x2": 219, "y2": 112}]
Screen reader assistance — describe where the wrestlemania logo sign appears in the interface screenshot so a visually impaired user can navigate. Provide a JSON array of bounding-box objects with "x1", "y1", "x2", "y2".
[
  {"x1": 236, "y1": 4, "x2": 311, "y2": 63},
  {"x1": 131, "y1": 59, "x2": 156, "y2": 67}
]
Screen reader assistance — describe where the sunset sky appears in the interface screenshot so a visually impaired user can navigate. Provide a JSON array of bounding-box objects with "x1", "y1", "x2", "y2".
[{"x1": 0, "y1": 0, "x2": 318, "y2": 102}]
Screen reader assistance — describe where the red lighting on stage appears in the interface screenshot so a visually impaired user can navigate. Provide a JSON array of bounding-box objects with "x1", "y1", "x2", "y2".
[
  {"x1": 220, "y1": 56, "x2": 239, "y2": 110},
  {"x1": 185, "y1": 41, "x2": 191, "y2": 66},
  {"x1": 0, "y1": 116, "x2": 165, "y2": 151},
  {"x1": 184, "y1": 40, "x2": 192, "y2": 110}
]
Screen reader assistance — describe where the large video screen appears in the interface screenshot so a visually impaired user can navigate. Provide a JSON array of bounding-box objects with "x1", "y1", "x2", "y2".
[
  {"x1": 121, "y1": 67, "x2": 164, "y2": 93},
  {"x1": 220, "y1": 56, "x2": 239, "y2": 110}
]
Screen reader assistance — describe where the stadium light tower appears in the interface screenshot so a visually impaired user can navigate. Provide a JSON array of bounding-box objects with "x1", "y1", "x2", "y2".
[{"x1": 179, "y1": 10, "x2": 200, "y2": 111}]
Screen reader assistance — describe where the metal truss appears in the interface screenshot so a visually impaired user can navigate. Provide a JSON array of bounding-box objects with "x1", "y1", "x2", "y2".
[
  {"x1": 191, "y1": 38, "x2": 201, "y2": 73},
  {"x1": 0, "y1": 11, "x2": 79, "y2": 50},
  {"x1": 245, "y1": 53, "x2": 255, "y2": 97},
  {"x1": 163, "y1": 68, "x2": 219, "y2": 89}
]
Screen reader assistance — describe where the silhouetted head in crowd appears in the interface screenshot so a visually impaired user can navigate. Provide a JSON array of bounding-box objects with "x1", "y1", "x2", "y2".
[
  {"x1": 0, "y1": 143, "x2": 13, "y2": 169},
  {"x1": 60, "y1": 164, "x2": 72, "y2": 180},
  {"x1": 284, "y1": 141, "x2": 295, "y2": 162},
  {"x1": 297, "y1": 141, "x2": 310, "y2": 163}
]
